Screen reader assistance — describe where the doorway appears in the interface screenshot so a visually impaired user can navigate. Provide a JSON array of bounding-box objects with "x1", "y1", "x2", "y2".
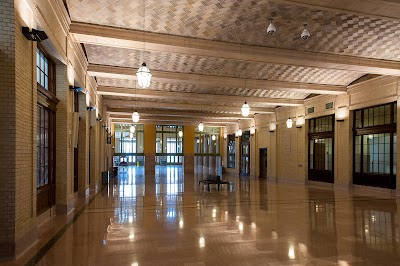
[
  {"x1": 240, "y1": 131, "x2": 250, "y2": 176},
  {"x1": 259, "y1": 148, "x2": 267, "y2": 179}
]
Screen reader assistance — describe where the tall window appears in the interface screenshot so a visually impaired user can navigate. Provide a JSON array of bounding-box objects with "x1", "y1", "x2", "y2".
[
  {"x1": 194, "y1": 127, "x2": 220, "y2": 155},
  {"x1": 308, "y1": 115, "x2": 335, "y2": 183},
  {"x1": 36, "y1": 47, "x2": 57, "y2": 215},
  {"x1": 227, "y1": 134, "x2": 235, "y2": 168},
  {"x1": 353, "y1": 102, "x2": 397, "y2": 189},
  {"x1": 156, "y1": 125, "x2": 183, "y2": 165}
]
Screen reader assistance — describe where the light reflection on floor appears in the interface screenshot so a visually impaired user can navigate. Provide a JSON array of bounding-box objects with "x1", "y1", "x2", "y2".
[{"x1": 35, "y1": 166, "x2": 400, "y2": 265}]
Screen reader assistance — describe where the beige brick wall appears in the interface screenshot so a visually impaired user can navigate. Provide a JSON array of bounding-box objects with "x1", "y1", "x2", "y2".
[
  {"x1": 0, "y1": 0, "x2": 17, "y2": 257},
  {"x1": 14, "y1": 9, "x2": 36, "y2": 240}
]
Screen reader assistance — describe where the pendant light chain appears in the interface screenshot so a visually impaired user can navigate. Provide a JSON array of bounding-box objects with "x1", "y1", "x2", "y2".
[{"x1": 136, "y1": 0, "x2": 152, "y2": 88}]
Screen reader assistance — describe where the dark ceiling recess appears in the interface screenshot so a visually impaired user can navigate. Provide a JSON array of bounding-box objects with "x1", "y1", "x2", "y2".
[
  {"x1": 348, "y1": 74, "x2": 380, "y2": 86},
  {"x1": 63, "y1": 0, "x2": 70, "y2": 16}
]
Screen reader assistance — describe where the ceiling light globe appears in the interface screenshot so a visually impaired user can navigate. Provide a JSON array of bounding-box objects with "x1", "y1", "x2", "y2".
[
  {"x1": 286, "y1": 117, "x2": 293, "y2": 128},
  {"x1": 130, "y1": 126, "x2": 136, "y2": 133},
  {"x1": 267, "y1": 21, "x2": 276, "y2": 35},
  {"x1": 237, "y1": 128, "x2": 242, "y2": 137},
  {"x1": 132, "y1": 111, "x2": 140, "y2": 123},
  {"x1": 178, "y1": 130, "x2": 183, "y2": 138},
  {"x1": 198, "y1": 122, "x2": 204, "y2": 132},
  {"x1": 241, "y1": 102, "x2": 250, "y2": 117},
  {"x1": 136, "y1": 62, "x2": 152, "y2": 88}
]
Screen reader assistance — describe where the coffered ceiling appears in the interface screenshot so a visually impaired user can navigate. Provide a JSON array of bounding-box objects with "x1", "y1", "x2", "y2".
[{"x1": 66, "y1": 0, "x2": 400, "y2": 126}]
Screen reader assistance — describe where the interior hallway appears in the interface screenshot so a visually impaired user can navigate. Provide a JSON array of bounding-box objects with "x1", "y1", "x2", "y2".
[{"x1": 3, "y1": 166, "x2": 399, "y2": 265}]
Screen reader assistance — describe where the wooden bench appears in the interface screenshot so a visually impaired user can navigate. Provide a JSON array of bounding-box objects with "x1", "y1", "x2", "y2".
[{"x1": 198, "y1": 175, "x2": 231, "y2": 191}]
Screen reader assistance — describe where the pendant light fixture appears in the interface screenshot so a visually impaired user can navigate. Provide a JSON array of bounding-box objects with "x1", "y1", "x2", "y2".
[
  {"x1": 301, "y1": 23, "x2": 310, "y2": 41},
  {"x1": 132, "y1": 81, "x2": 140, "y2": 123},
  {"x1": 198, "y1": 103, "x2": 204, "y2": 131},
  {"x1": 241, "y1": 80, "x2": 250, "y2": 117},
  {"x1": 130, "y1": 125, "x2": 136, "y2": 133},
  {"x1": 267, "y1": 19, "x2": 276, "y2": 35},
  {"x1": 136, "y1": 0, "x2": 152, "y2": 88},
  {"x1": 286, "y1": 92, "x2": 292, "y2": 128},
  {"x1": 178, "y1": 130, "x2": 183, "y2": 138}
]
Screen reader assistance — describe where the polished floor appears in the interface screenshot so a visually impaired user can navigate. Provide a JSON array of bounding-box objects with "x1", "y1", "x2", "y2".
[{"x1": 7, "y1": 166, "x2": 400, "y2": 265}]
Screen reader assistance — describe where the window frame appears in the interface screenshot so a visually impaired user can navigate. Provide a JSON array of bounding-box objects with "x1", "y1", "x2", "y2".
[{"x1": 353, "y1": 102, "x2": 397, "y2": 189}]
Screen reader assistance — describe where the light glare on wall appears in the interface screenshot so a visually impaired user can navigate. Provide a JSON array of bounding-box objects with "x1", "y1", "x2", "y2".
[
  {"x1": 336, "y1": 106, "x2": 348, "y2": 122},
  {"x1": 296, "y1": 116, "x2": 304, "y2": 128},
  {"x1": 269, "y1": 122, "x2": 276, "y2": 132}
]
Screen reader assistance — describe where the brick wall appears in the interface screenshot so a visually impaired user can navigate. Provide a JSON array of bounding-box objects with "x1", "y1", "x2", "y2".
[{"x1": 0, "y1": 0, "x2": 17, "y2": 259}]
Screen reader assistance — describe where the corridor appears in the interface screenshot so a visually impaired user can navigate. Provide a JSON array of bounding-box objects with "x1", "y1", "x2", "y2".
[{"x1": 12, "y1": 167, "x2": 400, "y2": 265}]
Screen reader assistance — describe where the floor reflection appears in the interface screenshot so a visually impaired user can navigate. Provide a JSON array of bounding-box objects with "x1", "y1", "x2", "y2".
[{"x1": 35, "y1": 166, "x2": 400, "y2": 265}]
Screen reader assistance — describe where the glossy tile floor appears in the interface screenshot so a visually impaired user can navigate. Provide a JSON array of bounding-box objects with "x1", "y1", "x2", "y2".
[{"x1": 12, "y1": 166, "x2": 400, "y2": 265}]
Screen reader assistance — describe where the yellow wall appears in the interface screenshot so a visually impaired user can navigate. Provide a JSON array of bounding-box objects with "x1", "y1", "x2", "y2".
[
  {"x1": 144, "y1": 124, "x2": 156, "y2": 154},
  {"x1": 184, "y1": 126, "x2": 195, "y2": 155}
]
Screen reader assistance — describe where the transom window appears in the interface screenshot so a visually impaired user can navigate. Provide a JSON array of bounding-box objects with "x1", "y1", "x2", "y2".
[{"x1": 37, "y1": 48, "x2": 50, "y2": 90}]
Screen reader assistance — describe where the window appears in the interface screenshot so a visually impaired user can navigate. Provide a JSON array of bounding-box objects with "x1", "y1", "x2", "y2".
[
  {"x1": 36, "y1": 46, "x2": 57, "y2": 216},
  {"x1": 114, "y1": 124, "x2": 144, "y2": 154},
  {"x1": 353, "y1": 102, "x2": 397, "y2": 189},
  {"x1": 37, "y1": 105, "x2": 49, "y2": 187},
  {"x1": 156, "y1": 125, "x2": 183, "y2": 165},
  {"x1": 308, "y1": 115, "x2": 335, "y2": 183},
  {"x1": 227, "y1": 134, "x2": 235, "y2": 169},
  {"x1": 194, "y1": 127, "x2": 220, "y2": 155},
  {"x1": 37, "y1": 48, "x2": 54, "y2": 93}
]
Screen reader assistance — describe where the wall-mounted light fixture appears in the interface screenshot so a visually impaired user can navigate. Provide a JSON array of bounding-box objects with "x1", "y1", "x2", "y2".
[
  {"x1": 296, "y1": 116, "x2": 305, "y2": 128},
  {"x1": 69, "y1": 85, "x2": 84, "y2": 93},
  {"x1": 269, "y1": 122, "x2": 276, "y2": 133},
  {"x1": 87, "y1": 106, "x2": 96, "y2": 111},
  {"x1": 336, "y1": 106, "x2": 347, "y2": 122},
  {"x1": 22, "y1": 27, "x2": 48, "y2": 42},
  {"x1": 96, "y1": 116, "x2": 102, "y2": 122},
  {"x1": 250, "y1": 126, "x2": 256, "y2": 135}
]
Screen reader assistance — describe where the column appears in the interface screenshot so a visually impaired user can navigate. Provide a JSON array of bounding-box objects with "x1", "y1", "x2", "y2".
[
  {"x1": 184, "y1": 126, "x2": 195, "y2": 175},
  {"x1": 78, "y1": 93, "x2": 89, "y2": 198},
  {"x1": 0, "y1": 2, "x2": 38, "y2": 259},
  {"x1": 89, "y1": 111, "x2": 100, "y2": 187},
  {"x1": 55, "y1": 64, "x2": 74, "y2": 214},
  {"x1": 144, "y1": 124, "x2": 156, "y2": 176}
]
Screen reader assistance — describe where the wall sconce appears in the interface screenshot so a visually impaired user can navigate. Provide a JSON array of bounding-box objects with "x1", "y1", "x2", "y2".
[
  {"x1": 269, "y1": 122, "x2": 276, "y2": 133},
  {"x1": 22, "y1": 27, "x2": 48, "y2": 42},
  {"x1": 87, "y1": 106, "x2": 96, "y2": 111},
  {"x1": 235, "y1": 129, "x2": 242, "y2": 138},
  {"x1": 336, "y1": 106, "x2": 347, "y2": 122},
  {"x1": 250, "y1": 126, "x2": 256, "y2": 135},
  {"x1": 69, "y1": 85, "x2": 84, "y2": 93},
  {"x1": 296, "y1": 116, "x2": 305, "y2": 128},
  {"x1": 96, "y1": 116, "x2": 102, "y2": 122}
]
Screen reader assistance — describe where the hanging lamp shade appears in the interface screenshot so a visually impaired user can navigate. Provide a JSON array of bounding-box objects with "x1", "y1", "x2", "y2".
[
  {"x1": 130, "y1": 125, "x2": 136, "y2": 133},
  {"x1": 241, "y1": 101, "x2": 250, "y2": 117},
  {"x1": 237, "y1": 128, "x2": 242, "y2": 137},
  {"x1": 211, "y1": 135, "x2": 216, "y2": 141},
  {"x1": 286, "y1": 117, "x2": 293, "y2": 128},
  {"x1": 198, "y1": 122, "x2": 204, "y2": 132},
  {"x1": 223, "y1": 132, "x2": 227, "y2": 139},
  {"x1": 136, "y1": 62, "x2": 152, "y2": 88},
  {"x1": 132, "y1": 111, "x2": 140, "y2": 123},
  {"x1": 178, "y1": 130, "x2": 183, "y2": 138}
]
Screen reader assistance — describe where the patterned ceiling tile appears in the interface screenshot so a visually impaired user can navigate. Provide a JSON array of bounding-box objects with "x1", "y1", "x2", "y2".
[
  {"x1": 68, "y1": 0, "x2": 400, "y2": 61},
  {"x1": 97, "y1": 77, "x2": 310, "y2": 99},
  {"x1": 87, "y1": 45, "x2": 364, "y2": 86},
  {"x1": 102, "y1": 95, "x2": 276, "y2": 108}
]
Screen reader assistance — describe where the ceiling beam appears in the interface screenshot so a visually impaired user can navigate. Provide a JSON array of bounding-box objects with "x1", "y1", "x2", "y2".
[
  {"x1": 71, "y1": 22, "x2": 400, "y2": 76},
  {"x1": 103, "y1": 99, "x2": 276, "y2": 114},
  {"x1": 110, "y1": 118, "x2": 235, "y2": 126},
  {"x1": 98, "y1": 86, "x2": 304, "y2": 107},
  {"x1": 270, "y1": 0, "x2": 400, "y2": 22},
  {"x1": 110, "y1": 114, "x2": 239, "y2": 123},
  {"x1": 107, "y1": 108, "x2": 253, "y2": 119},
  {"x1": 89, "y1": 64, "x2": 346, "y2": 95}
]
